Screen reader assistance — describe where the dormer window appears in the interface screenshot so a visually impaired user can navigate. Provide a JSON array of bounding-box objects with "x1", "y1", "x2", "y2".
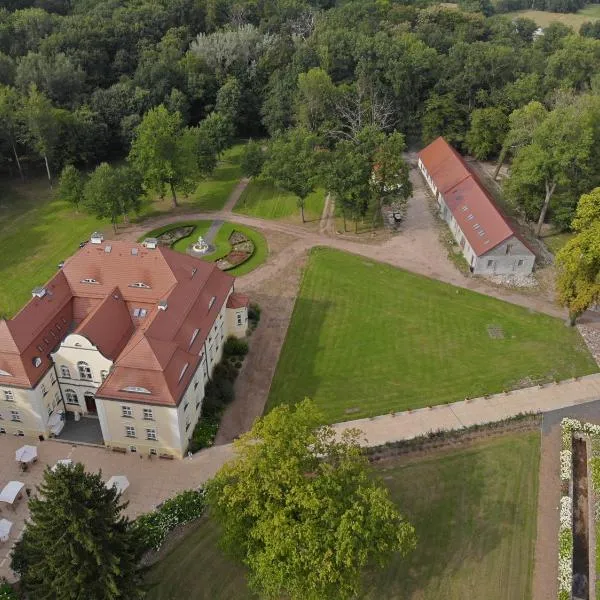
[
  {"x1": 0, "y1": 369, "x2": 13, "y2": 377},
  {"x1": 178, "y1": 363, "x2": 189, "y2": 382},
  {"x1": 133, "y1": 308, "x2": 148, "y2": 318},
  {"x1": 189, "y1": 329, "x2": 200, "y2": 347},
  {"x1": 208, "y1": 296, "x2": 216, "y2": 310},
  {"x1": 81, "y1": 278, "x2": 99, "y2": 284},
  {"x1": 129, "y1": 282, "x2": 151, "y2": 289},
  {"x1": 121, "y1": 386, "x2": 151, "y2": 395},
  {"x1": 32, "y1": 357, "x2": 42, "y2": 367}
]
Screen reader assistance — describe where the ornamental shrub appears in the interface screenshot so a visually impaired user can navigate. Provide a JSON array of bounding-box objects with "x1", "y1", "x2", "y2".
[
  {"x1": 133, "y1": 490, "x2": 206, "y2": 552},
  {"x1": 248, "y1": 303, "x2": 261, "y2": 323},
  {"x1": 189, "y1": 418, "x2": 219, "y2": 452},
  {"x1": 224, "y1": 336, "x2": 249, "y2": 357},
  {"x1": 0, "y1": 582, "x2": 17, "y2": 600}
]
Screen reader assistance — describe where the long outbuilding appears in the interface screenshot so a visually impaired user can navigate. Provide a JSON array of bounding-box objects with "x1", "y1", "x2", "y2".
[{"x1": 418, "y1": 137, "x2": 535, "y2": 276}]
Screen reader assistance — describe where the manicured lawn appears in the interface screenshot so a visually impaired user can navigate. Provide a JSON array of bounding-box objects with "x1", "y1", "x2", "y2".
[
  {"x1": 267, "y1": 248, "x2": 597, "y2": 422},
  {"x1": 140, "y1": 221, "x2": 268, "y2": 277},
  {"x1": 138, "y1": 144, "x2": 244, "y2": 217},
  {"x1": 504, "y1": 5, "x2": 599, "y2": 29},
  {"x1": 0, "y1": 178, "x2": 106, "y2": 317},
  {"x1": 234, "y1": 180, "x2": 326, "y2": 222},
  {"x1": 145, "y1": 431, "x2": 540, "y2": 600}
]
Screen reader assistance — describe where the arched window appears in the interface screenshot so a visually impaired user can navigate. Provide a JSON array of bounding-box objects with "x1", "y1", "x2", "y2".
[
  {"x1": 64, "y1": 389, "x2": 78, "y2": 405},
  {"x1": 60, "y1": 365, "x2": 70, "y2": 378},
  {"x1": 77, "y1": 362, "x2": 92, "y2": 380}
]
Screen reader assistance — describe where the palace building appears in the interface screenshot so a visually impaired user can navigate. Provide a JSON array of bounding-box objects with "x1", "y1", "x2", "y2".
[{"x1": 0, "y1": 235, "x2": 249, "y2": 458}]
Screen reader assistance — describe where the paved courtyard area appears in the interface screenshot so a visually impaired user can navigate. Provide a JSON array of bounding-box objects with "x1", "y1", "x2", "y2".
[
  {"x1": 0, "y1": 436, "x2": 233, "y2": 582},
  {"x1": 57, "y1": 414, "x2": 104, "y2": 444}
]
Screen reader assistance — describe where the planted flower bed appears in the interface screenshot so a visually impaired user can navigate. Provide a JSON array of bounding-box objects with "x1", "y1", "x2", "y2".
[
  {"x1": 155, "y1": 225, "x2": 195, "y2": 247},
  {"x1": 216, "y1": 230, "x2": 255, "y2": 271},
  {"x1": 133, "y1": 489, "x2": 206, "y2": 552},
  {"x1": 559, "y1": 417, "x2": 600, "y2": 600}
]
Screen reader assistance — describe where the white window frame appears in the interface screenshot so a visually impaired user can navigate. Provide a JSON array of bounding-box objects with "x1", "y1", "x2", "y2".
[
  {"x1": 65, "y1": 389, "x2": 78, "y2": 405},
  {"x1": 10, "y1": 410, "x2": 21, "y2": 422},
  {"x1": 60, "y1": 365, "x2": 71, "y2": 378},
  {"x1": 146, "y1": 428, "x2": 157, "y2": 441},
  {"x1": 3, "y1": 390, "x2": 14, "y2": 401},
  {"x1": 142, "y1": 408, "x2": 154, "y2": 421},
  {"x1": 121, "y1": 406, "x2": 133, "y2": 418},
  {"x1": 125, "y1": 425, "x2": 136, "y2": 438},
  {"x1": 78, "y1": 362, "x2": 92, "y2": 381}
]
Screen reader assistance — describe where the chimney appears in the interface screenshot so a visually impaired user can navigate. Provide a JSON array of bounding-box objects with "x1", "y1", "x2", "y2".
[
  {"x1": 32, "y1": 287, "x2": 47, "y2": 299},
  {"x1": 90, "y1": 232, "x2": 104, "y2": 244},
  {"x1": 158, "y1": 300, "x2": 168, "y2": 311}
]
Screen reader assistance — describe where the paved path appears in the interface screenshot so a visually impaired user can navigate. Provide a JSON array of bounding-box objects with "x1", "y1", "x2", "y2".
[
  {"x1": 332, "y1": 373, "x2": 600, "y2": 446},
  {"x1": 203, "y1": 219, "x2": 222, "y2": 244},
  {"x1": 121, "y1": 172, "x2": 578, "y2": 321}
]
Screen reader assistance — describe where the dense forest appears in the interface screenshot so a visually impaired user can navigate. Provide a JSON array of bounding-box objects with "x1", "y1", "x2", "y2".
[{"x1": 0, "y1": 0, "x2": 600, "y2": 233}]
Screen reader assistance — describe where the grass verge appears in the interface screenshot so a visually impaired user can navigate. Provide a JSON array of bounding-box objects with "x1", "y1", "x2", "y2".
[
  {"x1": 145, "y1": 431, "x2": 540, "y2": 600},
  {"x1": 267, "y1": 247, "x2": 597, "y2": 422},
  {"x1": 234, "y1": 180, "x2": 325, "y2": 222}
]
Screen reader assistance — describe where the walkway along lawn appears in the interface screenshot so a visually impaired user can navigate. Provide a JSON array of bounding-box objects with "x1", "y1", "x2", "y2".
[
  {"x1": 145, "y1": 432, "x2": 539, "y2": 600},
  {"x1": 234, "y1": 179, "x2": 326, "y2": 222},
  {"x1": 267, "y1": 248, "x2": 598, "y2": 422}
]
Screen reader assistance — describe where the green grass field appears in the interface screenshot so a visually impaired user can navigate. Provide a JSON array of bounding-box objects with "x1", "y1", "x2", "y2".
[
  {"x1": 267, "y1": 248, "x2": 597, "y2": 422},
  {"x1": 234, "y1": 180, "x2": 326, "y2": 222},
  {"x1": 145, "y1": 431, "x2": 540, "y2": 600},
  {"x1": 0, "y1": 178, "x2": 106, "y2": 317},
  {"x1": 142, "y1": 221, "x2": 268, "y2": 277},
  {"x1": 543, "y1": 231, "x2": 574, "y2": 255},
  {"x1": 504, "y1": 4, "x2": 600, "y2": 29},
  {"x1": 0, "y1": 146, "x2": 245, "y2": 318}
]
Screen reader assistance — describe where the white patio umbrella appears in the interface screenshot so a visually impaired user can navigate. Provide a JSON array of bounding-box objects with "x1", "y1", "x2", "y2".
[
  {"x1": 0, "y1": 481, "x2": 24, "y2": 506},
  {"x1": 105, "y1": 475, "x2": 129, "y2": 496},
  {"x1": 51, "y1": 459, "x2": 73, "y2": 472},
  {"x1": 0, "y1": 519, "x2": 13, "y2": 542},
  {"x1": 15, "y1": 445, "x2": 37, "y2": 464}
]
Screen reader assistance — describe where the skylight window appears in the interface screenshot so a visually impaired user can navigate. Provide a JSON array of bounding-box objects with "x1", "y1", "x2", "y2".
[
  {"x1": 189, "y1": 328, "x2": 200, "y2": 347},
  {"x1": 208, "y1": 296, "x2": 216, "y2": 310},
  {"x1": 178, "y1": 363, "x2": 189, "y2": 382},
  {"x1": 129, "y1": 282, "x2": 151, "y2": 289},
  {"x1": 478, "y1": 230, "x2": 485, "y2": 237},
  {"x1": 461, "y1": 206, "x2": 468, "y2": 212},
  {"x1": 467, "y1": 215, "x2": 474, "y2": 221},
  {"x1": 80, "y1": 278, "x2": 99, "y2": 284},
  {"x1": 121, "y1": 386, "x2": 151, "y2": 394},
  {"x1": 473, "y1": 224, "x2": 480, "y2": 230}
]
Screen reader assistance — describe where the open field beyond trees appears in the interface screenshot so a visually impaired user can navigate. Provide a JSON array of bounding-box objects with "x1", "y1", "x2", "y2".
[
  {"x1": 504, "y1": 4, "x2": 600, "y2": 29},
  {"x1": 145, "y1": 431, "x2": 540, "y2": 600},
  {"x1": 267, "y1": 248, "x2": 597, "y2": 422},
  {"x1": 234, "y1": 180, "x2": 326, "y2": 222}
]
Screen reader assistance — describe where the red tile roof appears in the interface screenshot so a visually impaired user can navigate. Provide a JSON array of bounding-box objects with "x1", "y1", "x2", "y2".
[
  {"x1": 227, "y1": 293, "x2": 250, "y2": 309},
  {"x1": 0, "y1": 241, "x2": 237, "y2": 405},
  {"x1": 418, "y1": 137, "x2": 517, "y2": 256}
]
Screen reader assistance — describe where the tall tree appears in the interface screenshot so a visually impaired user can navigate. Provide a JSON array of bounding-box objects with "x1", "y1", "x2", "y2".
[
  {"x1": 371, "y1": 131, "x2": 412, "y2": 224},
  {"x1": 11, "y1": 463, "x2": 144, "y2": 600},
  {"x1": 56, "y1": 164, "x2": 83, "y2": 210},
  {"x1": 465, "y1": 107, "x2": 508, "y2": 160},
  {"x1": 556, "y1": 188, "x2": 600, "y2": 325},
  {"x1": 128, "y1": 105, "x2": 195, "y2": 207},
  {"x1": 84, "y1": 163, "x2": 142, "y2": 231},
  {"x1": 0, "y1": 84, "x2": 24, "y2": 180},
  {"x1": 20, "y1": 84, "x2": 61, "y2": 186},
  {"x1": 261, "y1": 127, "x2": 320, "y2": 223},
  {"x1": 240, "y1": 139, "x2": 264, "y2": 178},
  {"x1": 206, "y1": 399, "x2": 416, "y2": 600},
  {"x1": 503, "y1": 103, "x2": 595, "y2": 236},
  {"x1": 493, "y1": 101, "x2": 548, "y2": 180}
]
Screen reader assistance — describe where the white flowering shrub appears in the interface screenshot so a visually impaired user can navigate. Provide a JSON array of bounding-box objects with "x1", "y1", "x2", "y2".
[
  {"x1": 559, "y1": 496, "x2": 572, "y2": 530},
  {"x1": 133, "y1": 489, "x2": 206, "y2": 551},
  {"x1": 560, "y1": 450, "x2": 572, "y2": 481}
]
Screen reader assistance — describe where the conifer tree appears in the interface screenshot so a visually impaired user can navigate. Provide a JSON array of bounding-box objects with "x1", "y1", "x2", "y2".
[{"x1": 11, "y1": 464, "x2": 144, "y2": 600}]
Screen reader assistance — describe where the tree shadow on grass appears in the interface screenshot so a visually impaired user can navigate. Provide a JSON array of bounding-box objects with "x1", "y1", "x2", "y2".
[{"x1": 362, "y1": 441, "x2": 533, "y2": 600}]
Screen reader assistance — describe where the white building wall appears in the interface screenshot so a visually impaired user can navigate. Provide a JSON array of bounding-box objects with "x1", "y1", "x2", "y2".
[{"x1": 52, "y1": 333, "x2": 113, "y2": 415}]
